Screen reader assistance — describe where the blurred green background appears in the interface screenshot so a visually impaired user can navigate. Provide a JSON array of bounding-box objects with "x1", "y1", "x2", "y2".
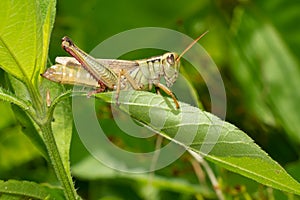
[{"x1": 1, "y1": 0, "x2": 300, "y2": 199}]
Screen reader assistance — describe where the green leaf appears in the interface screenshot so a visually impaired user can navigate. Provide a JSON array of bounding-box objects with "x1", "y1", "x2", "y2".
[
  {"x1": 0, "y1": 0, "x2": 41, "y2": 84},
  {"x1": 39, "y1": 0, "x2": 56, "y2": 77},
  {"x1": 95, "y1": 91, "x2": 300, "y2": 195},
  {"x1": 0, "y1": 0, "x2": 56, "y2": 85},
  {"x1": 0, "y1": 180, "x2": 64, "y2": 200},
  {"x1": 52, "y1": 98, "x2": 73, "y2": 173}
]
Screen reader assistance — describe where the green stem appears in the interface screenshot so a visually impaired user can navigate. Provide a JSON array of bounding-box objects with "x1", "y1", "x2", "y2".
[
  {"x1": 39, "y1": 121, "x2": 78, "y2": 200},
  {"x1": 27, "y1": 83, "x2": 44, "y2": 116},
  {"x1": 26, "y1": 83, "x2": 78, "y2": 199}
]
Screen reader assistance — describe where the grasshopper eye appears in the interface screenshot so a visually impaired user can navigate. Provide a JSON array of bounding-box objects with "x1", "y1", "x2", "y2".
[
  {"x1": 62, "y1": 36, "x2": 73, "y2": 45},
  {"x1": 166, "y1": 54, "x2": 175, "y2": 65}
]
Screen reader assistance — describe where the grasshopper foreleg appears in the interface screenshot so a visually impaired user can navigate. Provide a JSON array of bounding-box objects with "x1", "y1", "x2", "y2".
[{"x1": 155, "y1": 83, "x2": 180, "y2": 109}]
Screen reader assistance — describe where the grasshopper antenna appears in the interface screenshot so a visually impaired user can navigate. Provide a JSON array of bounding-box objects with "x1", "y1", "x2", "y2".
[{"x1": 176, "y1": 30, "x2": 209, "y2": 62}]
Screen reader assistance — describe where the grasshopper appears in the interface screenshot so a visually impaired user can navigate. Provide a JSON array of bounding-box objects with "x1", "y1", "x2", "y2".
[{"x1": 42, "y1": 31, "x2": 208, "y2": 109}]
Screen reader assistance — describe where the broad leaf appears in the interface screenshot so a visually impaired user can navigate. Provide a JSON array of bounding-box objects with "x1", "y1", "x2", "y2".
[
  {"x1": 0, "y1": 0, "x2": 41, "y2": 83},
  {"x1": 95, "y1": 91, "x2": 300, "y2": 195},
  {"x1": 0, "y1": 0, "x2": 56, "y2": 85}
]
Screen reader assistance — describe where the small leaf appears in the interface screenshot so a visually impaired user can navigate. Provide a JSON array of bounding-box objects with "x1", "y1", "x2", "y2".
[
  {"x1": 0, "y1": 179, "x2": 64, "y2": 200},
  {"x1": 95, "y1": 91, "x2": 300, "y2": 195}
]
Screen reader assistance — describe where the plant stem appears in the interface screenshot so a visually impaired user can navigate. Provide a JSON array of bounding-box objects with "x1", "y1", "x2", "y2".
[
  {"x1": 188, "y1": 150, "x2": 224, "y2": 200},
  {"x1": 26, "y1": 81, "x2": 77, "y2": 199},
  {"x1": 27, "y1": 83, "x2": 44, "y2": 116},
  {"x1": 39, "y1": 121, "x2": 78, "y2": 200}
]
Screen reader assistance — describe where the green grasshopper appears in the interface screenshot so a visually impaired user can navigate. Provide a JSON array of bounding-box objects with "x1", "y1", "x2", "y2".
[{"x1": 42, "y1": 31, "x2": 208, "y2": 109}]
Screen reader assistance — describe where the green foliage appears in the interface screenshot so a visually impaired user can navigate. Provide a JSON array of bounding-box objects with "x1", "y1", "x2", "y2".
[
  {"x1": 0, "y1": 0, "x2": 300, "y2": 199},
  {"x1": 0, "y1": 0, "x2": 77, "y2": 199}
]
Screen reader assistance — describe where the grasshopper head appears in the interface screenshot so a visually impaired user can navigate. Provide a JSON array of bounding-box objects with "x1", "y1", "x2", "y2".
[
  {"x1": 161, "y1": 31, "x2": 208, "y2": 87},
  {"x1": 161, "y1": 52, "x2": 180, "y2": 87}
]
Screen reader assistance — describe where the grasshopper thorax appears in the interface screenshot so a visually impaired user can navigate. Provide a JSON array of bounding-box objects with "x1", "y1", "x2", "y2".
[{"x1": 161, "y1": 52, "x2": 180, "y2": 87}]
